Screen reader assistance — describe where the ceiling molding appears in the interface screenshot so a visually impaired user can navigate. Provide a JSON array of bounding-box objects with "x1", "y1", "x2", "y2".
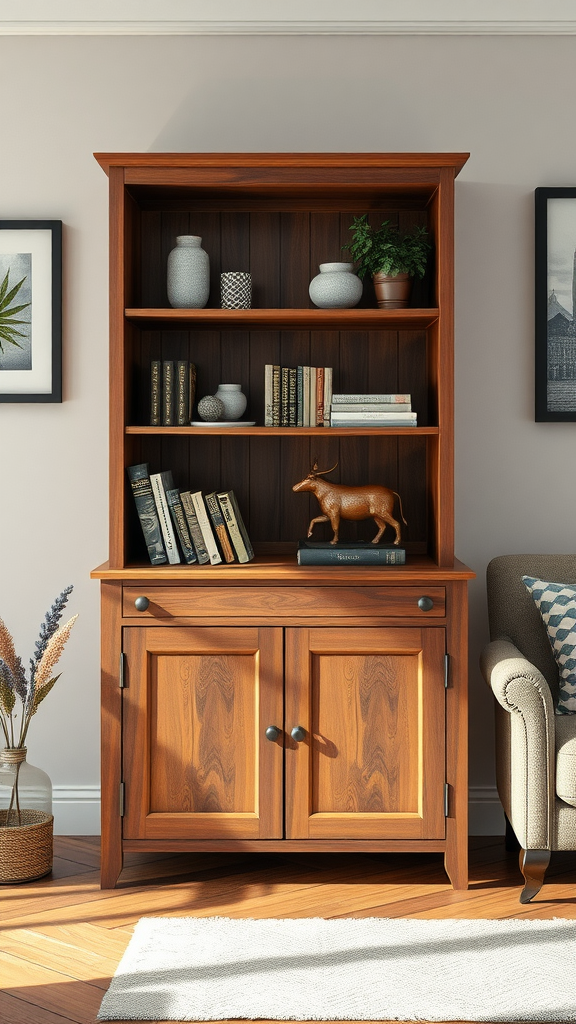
[{"x1": 1, "y1": 1, "x2": 575, "y2": 36}]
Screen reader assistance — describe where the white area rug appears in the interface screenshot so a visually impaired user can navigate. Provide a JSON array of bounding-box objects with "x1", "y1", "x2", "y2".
[{"x1": 97, "y1": 915, "x2": 576, "y2": 1022}]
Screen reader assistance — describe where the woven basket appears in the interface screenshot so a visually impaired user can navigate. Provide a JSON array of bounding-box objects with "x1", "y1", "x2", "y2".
[{"x1": 0, "y1": 809, "x2": 53, "y2": 883}]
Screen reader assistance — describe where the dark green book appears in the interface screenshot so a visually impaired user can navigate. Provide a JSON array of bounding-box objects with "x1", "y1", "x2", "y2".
[
  {"x1": 126, "y1": 463, "x2": 167, "y2": 565},
  {"x1": 150, "y1": 360, "x2": 161, "y2": 426},
  {"x1": 297, "y1": 541, "x2": 406, "y2": 566},
  {"x1": 162, "y1": 360, "x2": 175, "y2": 426},
  {"x1": 176, "y1": 360, "x2": 189, "y2": 426}
]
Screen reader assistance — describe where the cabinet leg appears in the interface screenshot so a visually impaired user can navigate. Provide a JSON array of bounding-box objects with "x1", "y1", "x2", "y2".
[
  {"x1": 519, "y1": 848, "x2": 550, "y2": 904},
  {"x1": 100, "y1": 835, "x2": 123, "y2": 889},
  {"x1": 444, "y1": 822, "x2": 468, "y2": 890}
]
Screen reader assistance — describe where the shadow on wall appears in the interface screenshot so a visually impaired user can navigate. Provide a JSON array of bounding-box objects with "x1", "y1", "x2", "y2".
[{"x1": 148, "y1": 73, "x2": 432, "y2": 153}]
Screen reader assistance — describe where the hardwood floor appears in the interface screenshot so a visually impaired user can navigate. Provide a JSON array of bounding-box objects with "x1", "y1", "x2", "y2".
[{"x1": 1, "y1": 836, "x2": 575, "y2": 1024}]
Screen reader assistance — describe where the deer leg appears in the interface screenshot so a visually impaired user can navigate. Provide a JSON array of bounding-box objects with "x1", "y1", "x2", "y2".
[
  {"x1": 307, "y1": 515, "x2": 329, "y2": 538},
  {"x1": 329, "y1": 513, "x2": 340, "y2": 544}
]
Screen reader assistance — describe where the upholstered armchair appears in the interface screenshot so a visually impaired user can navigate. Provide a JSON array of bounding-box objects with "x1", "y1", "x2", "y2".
[{"x1": 480, "y1": 554, "x2": 576, "y2": 902}]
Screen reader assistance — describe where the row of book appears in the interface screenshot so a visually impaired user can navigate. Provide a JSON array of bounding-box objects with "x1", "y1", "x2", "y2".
[
  {"x1": 264, "y1": 365, "x2": 333, "y2": 427},
  {"x1": 329, "y1": 393, "x2": 417, "y2": 427},
  {"x1": 150, "y1": 360, "x2": 197, "y2": 426},
  {"x1": 127, "y1": 463, "x2": 254, "y2": 566}
]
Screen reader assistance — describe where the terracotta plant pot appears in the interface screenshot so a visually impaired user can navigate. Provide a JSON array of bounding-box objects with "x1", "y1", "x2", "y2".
[{"x1": 373, "y1": 271, "x2": 411, "y2": 310}]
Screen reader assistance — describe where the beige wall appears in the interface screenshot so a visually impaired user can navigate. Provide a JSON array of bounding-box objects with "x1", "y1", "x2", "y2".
[{"x1": 1, "y1": 33, "x2": 574, "y2": 832}]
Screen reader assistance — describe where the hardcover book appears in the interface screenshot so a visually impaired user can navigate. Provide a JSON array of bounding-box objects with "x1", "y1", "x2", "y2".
[
  {"x1": 297, "y1": 365, "x2": 304, "y2": 427},
  {"x1": 165, "y1": 487, "x2": 197, "y2": 564},
  {"x1": 331, "y1": 393, "x2": 411, "y2": 405},
  {"x1": 126, "y1": 463, "x2": 167, "y2": 565},
  {"x1": 216, "y1": 490, "x2": 255, "y2": 563},
  {"x1": 316, "y1": 366, "x2": 325, "y2": 427},
  {"x1": 264, "y1": 364, "x2": 274, "y2": 427},
  {"x1": 205, "y1": 492, "x2": 236, "y2": 563},
  {"x1": 149, "y1": 470, "x2": 181, "y2": 564},
  {"x1": 309, "y1": 368, "x2": 317, "y2": 428},
  {"x1": 331, "y1": 402, "x2": 412, "y2": 413},
  {"x1": 162, "y1": 360, "x2": 175, "y2": 426},
  {"x1": 330, "y1": 410, "x2": 417, "y2": 426},
  {"x1": 150, "y1": 360, "x2": 161, "y2": 426},
  {"x1": 280, "y1": 367, "x2": 290, "y2": 428},
  {"x1": 323, "y1": 366, "x2": 333, "y2": 427},
  {"x1": 176, "y1": 360, "x2": 189, "y2": 426},
  {"x1": 272, "y1": 364, "x2": 281, "y2": 427},
  {"x1": 297, "y1": 541, "x2": 406, "y2": 565},
  {"x1": 289, "y1": 367, "x2": 297, "y2": 427},
  {"x1": 190, "y1": 491, "x2": 222, "y2": 565},
  {"x1": 180, "y1": 491, "x2": 210, "y2": 564},
  {"x1": 302, "y1": 366, "x2": 310, "y2": 426}
]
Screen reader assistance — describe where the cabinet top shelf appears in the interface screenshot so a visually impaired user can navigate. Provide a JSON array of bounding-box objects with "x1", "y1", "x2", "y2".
[{"x1": 125, "y1": 308, "x2": 440, "y2": 330}]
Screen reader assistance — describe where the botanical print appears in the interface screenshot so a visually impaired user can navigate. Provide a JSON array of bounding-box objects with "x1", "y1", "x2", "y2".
[
  {"x1": 0, "y1": 252, "x2": 32, "y2": 370},
  {"x1": 547, "y1": 199, "x2": 576, "y2": 412}
]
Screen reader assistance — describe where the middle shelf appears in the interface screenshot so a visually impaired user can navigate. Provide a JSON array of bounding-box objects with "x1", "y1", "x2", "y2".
[{"x1": 126, "y1": 425, "x2": 440, "y2": 436}]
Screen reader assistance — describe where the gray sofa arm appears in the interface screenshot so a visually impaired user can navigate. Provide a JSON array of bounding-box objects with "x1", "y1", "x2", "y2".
[{"x1": 480, "y1": 639, "x2": 555, "y2": 849}]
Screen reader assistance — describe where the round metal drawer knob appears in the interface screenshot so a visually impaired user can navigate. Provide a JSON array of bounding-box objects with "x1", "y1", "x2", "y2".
[
  {"x1": 418, "y1": 596, "x2": 434, "y2": 612},
  {"x1": 291, "y1": 726, "x2": 306, "y2": 743},
  {"x1": 134, "y1": 596, "x2": 150, "y2": 612},
  {"x1": 265, "y1": 726, "x2": 281, "y2": 742}
]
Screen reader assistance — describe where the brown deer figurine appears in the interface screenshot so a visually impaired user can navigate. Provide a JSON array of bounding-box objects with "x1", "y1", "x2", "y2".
[{"x1": 292, "y1": 461, "x2": 407, "y2": 545}]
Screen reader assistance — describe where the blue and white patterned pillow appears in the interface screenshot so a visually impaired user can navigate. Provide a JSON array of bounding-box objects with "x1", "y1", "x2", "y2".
[{"x1": 523, "y1": 576, "x2": 576, "y2": 714}]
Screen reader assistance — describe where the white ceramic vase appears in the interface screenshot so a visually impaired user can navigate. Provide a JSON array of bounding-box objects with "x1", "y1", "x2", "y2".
[
  {"x1": 215, "y1": 384, "x2": 247, "y2": 421},
  {"x1": 167, "y1": 235, "x2": 210, "y2": 309},
  {"x1": 309, "y1": 262, "x2": 363, "y2": 309}
]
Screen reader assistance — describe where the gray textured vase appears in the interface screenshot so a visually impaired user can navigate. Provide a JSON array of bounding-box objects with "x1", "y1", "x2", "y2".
[
  {"x1": 215, "y1": 384, "x2": 247, "y2": 420},
  {"x1": 309, "y1": 262, "x2": 363, "y2": 309},
  {"x1": 167, "y1": 236, "x2": 210, "y2": 309}
]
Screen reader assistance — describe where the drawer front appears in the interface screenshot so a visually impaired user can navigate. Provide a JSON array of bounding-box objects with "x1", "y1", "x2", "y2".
[{"x1": 122, "y1": 586, "x2": 446, "y2": 619}]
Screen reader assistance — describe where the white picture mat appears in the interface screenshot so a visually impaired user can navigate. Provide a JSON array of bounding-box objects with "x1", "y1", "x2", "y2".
[
  {"x1": 0, "y1": 229, "x2": 53, "y2": 394},
  {"x1": 547, "y1": 197, "x2": 576, "y2": 317}
]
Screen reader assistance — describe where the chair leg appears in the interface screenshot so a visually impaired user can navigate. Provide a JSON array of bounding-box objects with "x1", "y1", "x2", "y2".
[
  {"x1": 505, "y1": 814, "x2": 520, "y2": 852},
  {"x1": 519, "y1": 848, "x2": 551, "y2": 903}
]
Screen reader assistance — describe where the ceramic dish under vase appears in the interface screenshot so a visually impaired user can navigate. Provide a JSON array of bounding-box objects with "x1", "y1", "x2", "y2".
[{"x1": 191, "y1": 421, "x2": 257, "y2": 427}]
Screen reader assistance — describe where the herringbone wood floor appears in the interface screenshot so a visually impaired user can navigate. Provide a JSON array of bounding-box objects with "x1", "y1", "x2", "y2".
[{"x1": 1, "y1": 837, "x2": 575, "y2": 1024}]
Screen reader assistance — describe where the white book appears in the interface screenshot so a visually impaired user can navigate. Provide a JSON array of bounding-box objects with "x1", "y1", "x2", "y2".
[
  {"x1": 190, "y1": 491, "x2": 222, "y2": 565},
  {"x1": 323, "y1": 367, "x2": 333, "y2": 428},
  {"x1": 330, "y1": 410, "x2": 417, "y2": 422},
  {"x1": 331, "y1": 402, "x2": 412, "y2": 413},
  {"x1": 332, "y1": 393, "x2": 411, "y2": 405},
  {"x1": 309, "y1": 367, "x2": 317, "y2": 427},
  {"x1": 150, "y1": 471, "x2": 181, "y2": 564},
  {"x1": 264, "y1": 364, "x2": 273, "y2": 427},
  {"x1": 303, "y1": 366, "x2": 310, "y2": 427}
]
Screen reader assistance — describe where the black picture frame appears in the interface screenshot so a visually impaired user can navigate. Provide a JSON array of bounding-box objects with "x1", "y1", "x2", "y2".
[
  {"x1": 535, "y1": 188, "x2": 576, "y2": 421},
  {"x1": 0, "y1": 220, "x2": 62, "y2": 402}
]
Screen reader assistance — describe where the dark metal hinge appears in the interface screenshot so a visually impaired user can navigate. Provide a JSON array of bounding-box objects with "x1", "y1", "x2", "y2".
[
  {"x1": 119, "y1": 781, "x2": 125, "y2": 817},
  {"x1": 444, "y1": 653, "x2": 449, "y2": 689},
  {"x1": 444, "y1": 782, "x2": 450, "y2": 817},
  {"x1": 119, "y1": 652, "x2": 126, "y2": 688}
]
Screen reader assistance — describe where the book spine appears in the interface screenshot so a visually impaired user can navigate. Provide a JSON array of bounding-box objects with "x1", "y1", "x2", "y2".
[
  {"x1": 180, "y1": 491, "x2": 210, "y2": 564},
  {"x1": 150, "y1": 361, "x2": 161, "y2": 426},
  {"x1": 297, "y1": 548, "x2": 406, "y2": 565},
  {"x1": 176, "y1": 360, "x2": 189, "y2": 426},
  {"x1": 281, "y1": 367, "x2": 290, "y2": 427},
  {"x1": 126, "y1": 464, "x2": 167, "y2": 565},
  {"x1": 330, "y1": 402, "x2": 412, "y2": 413},
  {"x1": 162, "y1": 360, "x2": 175, "y2": 426},
  {"x1": 272, "y1": 365, "x2": 281, "y2": 427},
  {"x1": 309, "y1": 368, "x2": 317, "y2": 427},
  {"x1": 323, "y1": 366, "x2": 333, "y2": 427},
  {"x1": 204, "y1": 492, "x2": 236, "y2": 563},
  {"x1": 188, "y1": 362, "x2": 197, "y2": 421},
  {"x1": 331, "y1": 393, "x2": 411, "y2": 405},
  {"x1": 289, "y1": 367, "x2": 297, "y2": 427},
  {"x1": 316, "y1": 366, "x2": 325, "y2": 427},
  {"x1": 330, "y1": 411, "x2": 417, "y2": 422},
  {"x1": 264, "y1": 364, "x2": 274, "y2": 427},
  {"x1": 165, "y1": 488, "x2": 197, "y2": 564},
  {"x1": 150, "y1": 472, "x2": 181, "y2": 564},
  {"x1": 297, "y1": 366, "x2": 304, "y2": 427},
  {"x1": 302, "y1": 366, "x2": 310, "y2": 427},
  {"x1": 191, "y1": 492, "x2": 222, "y2": 565},
  {"x1": 216, "y1": 490, "x2": 254, "y2": 563}
]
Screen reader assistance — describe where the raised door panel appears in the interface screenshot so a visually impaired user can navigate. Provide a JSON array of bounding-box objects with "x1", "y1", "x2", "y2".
[
  {"x1": 122, "y1": 627, "x2": 283, "y2": 839},
  {"x1": 285, "y1": 627, "x2": 446, "y2": 840}
]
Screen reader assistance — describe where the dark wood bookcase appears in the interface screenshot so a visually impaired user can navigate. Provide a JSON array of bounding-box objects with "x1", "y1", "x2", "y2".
[{"x1": 91, "y1": 153, "x2": 474, "y2": 890}]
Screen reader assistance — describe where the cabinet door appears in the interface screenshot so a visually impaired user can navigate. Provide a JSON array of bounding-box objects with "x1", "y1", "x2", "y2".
[
  {"x1": 122, "y1": 627, "x2": 283, "y2": 840},
  {"x1": 285, "y1": 627, "x2": 446, "y2": 840}
]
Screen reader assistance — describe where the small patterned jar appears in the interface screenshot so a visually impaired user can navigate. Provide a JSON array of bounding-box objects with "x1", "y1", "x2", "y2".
[
  {"x1": 309, "y1": 262, "x2": 363, "y2": 309},
  {"x1": 221, "y1": 272, "x2": 252, "y2": 309}
]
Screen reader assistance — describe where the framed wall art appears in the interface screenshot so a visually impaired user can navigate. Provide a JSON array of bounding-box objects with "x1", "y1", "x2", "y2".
[
  {"x1": 535, "y1": 188, "x2": 576, "y2": 421},
  {"x1": 0, "y1": 220, "x2": 62, "y2": 402}
]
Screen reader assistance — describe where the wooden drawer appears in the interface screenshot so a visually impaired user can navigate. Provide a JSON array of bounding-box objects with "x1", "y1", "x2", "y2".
[{"x1": 122, "y1": 586, "x2": 446, "y2": 619}]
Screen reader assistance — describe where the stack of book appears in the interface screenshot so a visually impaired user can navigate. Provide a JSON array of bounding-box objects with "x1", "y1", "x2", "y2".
[
  {"x1": 297, "y1": 541, "x2": 406, "y2": 565},
  {"x1": 264, "y1": 365, "x2": 333, "y2": 427},
  {"x1": 127, "y1": 464, "x2": 254, "y2": 566},
  {"x1": 150, "y1": 360, "x2": 197, "y2": 426},
  {"x1": 329, "y1": 393, "x2": 417, "y2": 427}
]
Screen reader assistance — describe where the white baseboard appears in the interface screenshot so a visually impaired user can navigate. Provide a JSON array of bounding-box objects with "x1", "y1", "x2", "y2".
[{"x1": 53, "y1": 786, "x2": 505, "y2": 837}]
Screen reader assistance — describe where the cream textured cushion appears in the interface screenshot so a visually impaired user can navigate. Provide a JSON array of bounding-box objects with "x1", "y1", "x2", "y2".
[
  {"x1": 523, "y1": 576, "x2": 576, "y2": 714},
  {"x1": 555, "y1": 714, "x2": 576, "y2": 807}
]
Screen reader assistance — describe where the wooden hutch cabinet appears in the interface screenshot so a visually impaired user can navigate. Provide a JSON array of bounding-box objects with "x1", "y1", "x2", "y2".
[{"x1": 91, "y1": 152, "x2": 474, "y2": 889}]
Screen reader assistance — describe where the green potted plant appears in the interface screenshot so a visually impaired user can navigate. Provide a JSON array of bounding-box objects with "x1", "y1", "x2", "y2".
[{"x1": 343, "y1": 214, "x2": 431, "y2": 309}]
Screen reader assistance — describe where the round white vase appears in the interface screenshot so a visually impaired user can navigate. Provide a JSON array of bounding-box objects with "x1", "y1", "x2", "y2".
[
  {"x1": 215, "y1": 384, "x2": 247, "y2": 421},
  {"x1": 309, "y1": 262, "x2": 363, "y2": 309},
  {"x1": 167, "y1": 235, "x2": 210, "y2": 309}
]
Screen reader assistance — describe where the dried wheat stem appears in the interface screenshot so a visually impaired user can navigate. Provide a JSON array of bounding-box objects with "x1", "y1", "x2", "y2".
[
  {"x1": 34, "y1": 615, "x2": 78, "y2": 693},
  {"x1": 0, "y1": 618, "x2": 18, "y2": 675}
]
